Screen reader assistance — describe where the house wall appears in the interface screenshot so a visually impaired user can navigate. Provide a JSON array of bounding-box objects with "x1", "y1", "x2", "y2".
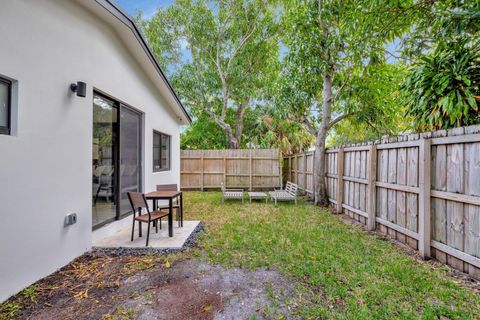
[{"x1": 0, "y1": 0, "x2": 182, "y2": 301}]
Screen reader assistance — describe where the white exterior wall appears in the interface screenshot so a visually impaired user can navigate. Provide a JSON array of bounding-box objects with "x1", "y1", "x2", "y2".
[{"x1": 0, "y1": 0, "x2": 183, "y2": 301}]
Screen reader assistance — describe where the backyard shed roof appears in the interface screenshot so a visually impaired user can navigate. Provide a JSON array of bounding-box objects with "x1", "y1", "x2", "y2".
[{"x1": 77, "y1": 0, "x2": 192, "y2": 125}]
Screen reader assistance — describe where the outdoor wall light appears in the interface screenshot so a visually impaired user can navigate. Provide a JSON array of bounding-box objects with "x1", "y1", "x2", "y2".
[{"x1": 70, "y1": 81, "x2": 87, "y2": 97}]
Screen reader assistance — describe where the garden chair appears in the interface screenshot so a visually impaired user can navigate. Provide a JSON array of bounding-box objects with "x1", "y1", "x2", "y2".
[
  {"x1": 155, "y1": 184, "x2": 183, "y2": 227},
  {"x1": 127, "y1": 192, "x2": 169, "y2": 247},
  {"x1": 221, "y1": 182, "x2": 244, "y2": 203},
  {"x1": 269, "y1": 181, "x2": 298, "y2": 205}
]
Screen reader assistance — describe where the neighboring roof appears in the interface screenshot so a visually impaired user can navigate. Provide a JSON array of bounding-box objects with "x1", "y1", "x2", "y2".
[{"x1": 86, "y1": 0, "x2": 192, "y2": 124}]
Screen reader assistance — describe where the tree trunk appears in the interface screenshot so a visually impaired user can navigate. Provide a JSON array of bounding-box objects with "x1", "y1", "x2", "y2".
[
  {"x1": 228, "y1": 135, "x2": 240, "y2": 148},
  {"x1": 234, "y1": 101, "x2": 247, "y2": 147},
  {"x1": 224, "y1": 126, "x2": 239, "y2": 149},
  {"x1": 314, "y1": 71, "x2": 333, "y2": 206}
]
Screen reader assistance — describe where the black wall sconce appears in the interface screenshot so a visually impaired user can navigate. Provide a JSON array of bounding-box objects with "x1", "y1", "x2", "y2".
[{"x1": 70, "y1": 81, "x2": 87, "y2": 97}]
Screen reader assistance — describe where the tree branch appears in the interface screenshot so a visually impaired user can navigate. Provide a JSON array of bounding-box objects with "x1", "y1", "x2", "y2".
[
  {"x1": 225, "y1": 9, "x2": 263, "y2": 75},
  {"x1": 301, "y1": 116, "x2": 319, "y2": 136},
  {"x1": 328, "y1": 113, "x2": 351, "y2": 129}
]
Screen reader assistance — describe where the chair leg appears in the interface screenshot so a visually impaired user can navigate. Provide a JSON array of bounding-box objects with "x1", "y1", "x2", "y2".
[
  {"x1": 94, "y1": 184, "x2": 102, "y2": 206},
  {"x1": 139, "y1": 221, "x2": 142, "y2": 237},
  {"x1": 146, "y1": 220, "x2": 151, "y2": 247},
  {"x1": 159, "y1": 217, "x2": 162, "y2": 229},
  {"x1": 156, "y1": 219, "x2": 159, "y2": 233},
  {"x1": 131, "y1": 216, "x2": 135, "y2": 242}
]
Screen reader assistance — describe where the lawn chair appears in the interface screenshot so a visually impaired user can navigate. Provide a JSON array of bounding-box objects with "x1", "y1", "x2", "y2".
[
  {"x1": 155, "y1": 184, "x2": 183, "y2": 227},
  {"x1": 269, "y1": 181, "x2": 298, "y2": 205},
  {"x1": 127, "y1": 192, "x2": 169, "y2": 247},
  {"x1": 221, "y1": 182, "x2": 244, "y2": 203}
]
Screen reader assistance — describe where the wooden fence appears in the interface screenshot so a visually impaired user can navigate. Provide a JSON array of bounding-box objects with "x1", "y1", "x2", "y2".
[
  {"x1": 284, "y1": 125, "x2": 480, "y2": 278},
  {"x1": 181, "y1": 149, "x2": 281, "y2": 190}
]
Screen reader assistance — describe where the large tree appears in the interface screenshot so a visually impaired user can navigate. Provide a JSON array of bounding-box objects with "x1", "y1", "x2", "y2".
[
  {"x1": 279, "y1": 0, "x2": 415, "y2": 205},
  {"x1": 139, "y1": 0, "x2": 280, "y2": 148}
]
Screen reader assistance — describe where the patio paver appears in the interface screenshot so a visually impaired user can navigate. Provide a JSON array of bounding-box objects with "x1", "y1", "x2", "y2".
[{"x1": 93, "y1": 216, "x2": 200, "y2": 249}]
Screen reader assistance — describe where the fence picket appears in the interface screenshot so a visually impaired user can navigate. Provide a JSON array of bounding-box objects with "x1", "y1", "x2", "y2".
[{"x1": 282, "y1": 128, "x2": 480, "y2": 278}]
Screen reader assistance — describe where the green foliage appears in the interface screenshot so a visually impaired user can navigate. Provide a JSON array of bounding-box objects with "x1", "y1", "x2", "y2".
[
  {"x1": 329, "y1": 63, "x2": 412, "y2": 145},
  {"x1": 252, "y1": 111, "x2": 314, "y2": 154},
  {"x1": 139, "y1": 0, "x2": 281, "y2": 148},
  {"x1": 0, "y1": 284, "x2": 37, "y2": 320},
  {"x1": 398, "y1": 1, "x2": 480, "y2": 131},
  {"x1": 278, "y1": 0, "x2": 415, "y2": 138},
  {"x1": 181, "y1": 114, "x2": 230, "y2": 149},
  {"x1": 401, "y1": 0, "x2": 480, "y2": 58},
  {"x1": 403, "y1": 40, "x2": 480, "y2": 131}
]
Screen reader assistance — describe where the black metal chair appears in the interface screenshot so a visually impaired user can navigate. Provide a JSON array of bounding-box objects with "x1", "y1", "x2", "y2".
[
  {"x1": 127, "y1": 192, "x2": 169, "y2": 247},
  {"x1": 155, "y1": 184, "x2": 183, "y2": 227}
]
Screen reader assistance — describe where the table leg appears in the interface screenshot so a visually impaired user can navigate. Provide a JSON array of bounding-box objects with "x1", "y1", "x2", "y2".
[
  {"x1": 180, "y1": 193, "x2": 183, "y2": 227},
  {"x1": 168, "y1": 198, "x2": 173, "y2": 237}
]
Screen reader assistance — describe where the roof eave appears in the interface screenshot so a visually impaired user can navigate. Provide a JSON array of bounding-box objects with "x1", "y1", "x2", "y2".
[{"x1": 95, "y1": 0, "x2": 192, "y2": 124}]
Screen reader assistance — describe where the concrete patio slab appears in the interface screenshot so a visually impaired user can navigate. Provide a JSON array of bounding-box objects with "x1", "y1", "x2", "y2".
[{"x1": 93, "y1": 216, "x2": 200, "y2": 249}]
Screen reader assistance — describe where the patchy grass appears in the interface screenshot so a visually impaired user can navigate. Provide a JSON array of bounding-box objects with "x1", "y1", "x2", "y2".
[
  {"x1": 2, "y1": 191, "x2": 480, "y2": 319},
  {"x1": 185, "y1": 191, "x2": 480, "y2": 319}
]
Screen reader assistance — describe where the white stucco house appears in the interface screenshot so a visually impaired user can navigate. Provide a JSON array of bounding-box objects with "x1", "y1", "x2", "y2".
[{"x1": 0, "y1": 0, "x2": 191, "y2": 302}]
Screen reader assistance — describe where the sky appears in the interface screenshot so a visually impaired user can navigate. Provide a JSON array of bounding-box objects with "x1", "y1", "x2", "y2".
[
  {"x1": 116, "y1": 0, "x2": 172, "y2": 18},
  {"x1": 115, "y1": 0, "x2": 399, "y2": 64}
]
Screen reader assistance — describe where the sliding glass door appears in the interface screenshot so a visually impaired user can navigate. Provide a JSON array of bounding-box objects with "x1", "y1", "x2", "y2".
[
  {"x1": 119, "y1": 106, "x2": 142, "y2": 215},
  {"x1": 92, "y1": 93, "x2": 142, "y2": 229}
]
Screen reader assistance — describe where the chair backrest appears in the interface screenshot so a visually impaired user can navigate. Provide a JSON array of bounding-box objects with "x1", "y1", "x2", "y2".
[
  {"x1": 127, "y1": 192, "x2": 148, "y2": 212},
  {"x1": 285, "y1": 181, "x2": 298, "y2": 196},
  {"x1": 156, "y1": 184, "x2": 178, "y2": 191}
]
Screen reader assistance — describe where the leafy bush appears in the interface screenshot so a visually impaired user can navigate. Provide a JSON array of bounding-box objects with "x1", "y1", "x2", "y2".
[{"x1": 403, "y1": 40, "x2": 480, "y2": 131}]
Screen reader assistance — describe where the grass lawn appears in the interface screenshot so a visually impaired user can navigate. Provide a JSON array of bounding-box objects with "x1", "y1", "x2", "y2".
[{"x1": 185, "y1": 191, "x2": 480, "y2": 319}]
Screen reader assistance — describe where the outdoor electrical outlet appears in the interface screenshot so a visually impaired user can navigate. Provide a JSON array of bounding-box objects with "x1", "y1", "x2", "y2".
[{"x1": 64, "y1": 213, "x2": 77, "y2": 226}]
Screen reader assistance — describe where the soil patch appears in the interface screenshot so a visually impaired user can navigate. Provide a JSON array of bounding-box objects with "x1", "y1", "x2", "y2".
[{"x1": 1, "y1": 253, "x2": 294, "y2": 320}]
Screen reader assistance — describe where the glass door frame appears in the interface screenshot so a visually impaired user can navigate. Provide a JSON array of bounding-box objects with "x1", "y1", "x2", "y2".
[
  {"x1": 92, "y1": 90, "x2": 143, "y2": 230},
  {"x1": 118, "y1": 103, "x2": 143, "y2": 220}
]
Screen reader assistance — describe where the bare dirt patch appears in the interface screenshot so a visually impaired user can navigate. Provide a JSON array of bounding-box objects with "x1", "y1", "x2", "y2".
[{"x1": 1, "y1": 253, "x2": 294, "y2": 320}]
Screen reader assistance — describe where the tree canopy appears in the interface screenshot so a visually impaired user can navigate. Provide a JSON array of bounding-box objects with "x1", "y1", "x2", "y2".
[
  {"x1": 139, "y1": 0, "x2": 281, "y2": 149},
  {"x1": 137, "y1": 0, "x2": 480, "y2": 204}
]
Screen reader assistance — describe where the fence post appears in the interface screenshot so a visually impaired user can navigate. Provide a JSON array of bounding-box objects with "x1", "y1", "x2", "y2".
[
  {"x1": 288, "y1": 156, "x2": 292, "y2": 183},
  {"x1": 304, "y1": 153, "x2": 308, "y2": 193},
  {"x1": 418, "y1": 138, "x2": 432, "y2": 259},
  {"x1": 200, "y1": 152, "x2": 204, "y2": 191},
  {"x1": 223, "y1": 153, "x2": 227, "y2": 186},
  {"x1": 279, "y1": 152, "x2": 283, "y2": 188},
  {"x1": 312, "y1": 152, "x2": 316, "y2": 197},
  {"x1": 294, "y1": 154, "x2": 298, "y2": 184},
  {"x1": 367, "y1": 145, "x2": 377, "y2": 230},
  {"x1": 249, "y1": 153, "x2": 253, "y2": 191},
  {"x1": 336, "y1": 148, "x2": 344, "y2": 214}
]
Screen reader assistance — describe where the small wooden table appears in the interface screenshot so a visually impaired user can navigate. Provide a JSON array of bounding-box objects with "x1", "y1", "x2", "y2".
[
  {"x1": 145, "y1": 190, "x2": 183, "y2": 237},
  {"x1": 247, "y1": 191, "x2": 268, "y2": 203}
]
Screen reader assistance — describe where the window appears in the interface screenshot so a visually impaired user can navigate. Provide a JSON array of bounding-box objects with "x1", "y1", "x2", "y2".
[
  {"x1": 153, "y1": 131, "x2": 170, "y2": 172},
  {"x1": 0, "y1": 77, "x2": 11, "y2": 135}
]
